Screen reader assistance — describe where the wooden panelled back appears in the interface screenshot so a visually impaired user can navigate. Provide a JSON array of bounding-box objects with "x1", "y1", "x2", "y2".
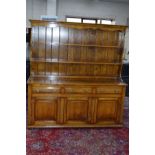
[{"x1": 30, "y1": 20, "x2": 126, "y2": 78}]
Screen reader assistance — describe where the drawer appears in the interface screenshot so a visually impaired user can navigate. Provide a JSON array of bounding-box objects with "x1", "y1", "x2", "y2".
[
  {"x1": 31, "y1": 85, "x2": 122, "y2": 95},
  {"x1": 97, "y1": 86, "x2": 122, "y2": 94},
  {"x1": 65, "y1": 87, "x2": 92, "y2": 94},
  {"x1": 32, "y1": 86, "x2": 60, "y2": 93}
]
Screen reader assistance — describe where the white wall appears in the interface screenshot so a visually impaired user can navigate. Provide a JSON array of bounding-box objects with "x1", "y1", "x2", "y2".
[
  {"x1": 27, "y1": 0, "x2": 129, "y2": 27},
  {"x1": 47, "y1": 0, "x2": 57, "y2": 16},
  {"x1": 57, "y1": 0, "x2": 129, "y2": 25},
  {"x1": 26, "y1": 0, "x2": 33, "y2": 27},
  {"x1": 26, "y1": 0, "x2": 47, "y2": 27}
]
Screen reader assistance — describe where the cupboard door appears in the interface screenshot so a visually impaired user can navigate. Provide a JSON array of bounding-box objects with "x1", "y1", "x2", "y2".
[
  {"x1": 66, "y1": 97, "x2": 89, "y2": 123},
  {"x1": 34, "y1": 97, "x2": 57, "y2": 122},
  {"x1": 96, "y1": 98, "x2": 121, "y2": 123}
]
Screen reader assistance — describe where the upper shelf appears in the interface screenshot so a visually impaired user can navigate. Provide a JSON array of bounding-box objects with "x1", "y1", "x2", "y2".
[
  {"x1": 32, "y1": 42, "x2": 123, "y2": 48},
  {"x1": 31, "y1": 41, "x2": 123, "y2": 49},
  {"x1": 30, "y1": 58, "x2": 122, "y2": 65}
]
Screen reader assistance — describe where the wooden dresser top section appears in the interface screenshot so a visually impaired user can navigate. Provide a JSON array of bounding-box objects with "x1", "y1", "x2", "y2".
[{"x1": 29, "y1": 20, "x2": 127, "y2": 84}]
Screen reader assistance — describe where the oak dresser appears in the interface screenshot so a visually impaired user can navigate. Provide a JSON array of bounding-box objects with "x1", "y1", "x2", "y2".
[{"x1": 28, "y1": 20, "x2": 127, "y2": 128}]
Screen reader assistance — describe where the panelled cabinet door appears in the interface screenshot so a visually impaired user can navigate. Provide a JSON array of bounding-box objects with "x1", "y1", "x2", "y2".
[
  {"x1": 65, "y1": 97, "x2": 89, "y2": 124},
  {"x1": 30, "y1": 97, "x2": 57, "y2": 126},
  {"x1": 96, "y1": 97, "x2": 122, "y2": 124},
  {"x1": 87, "y1": 97, "x2": 122, "y2": 125},
  {"x1": 34, "y1": 98, "x2": 57, "y2": 121}
]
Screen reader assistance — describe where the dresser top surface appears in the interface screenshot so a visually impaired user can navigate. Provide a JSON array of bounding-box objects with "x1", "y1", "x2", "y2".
[{"x1": 28, "y1": 76, "x2": 126, "y2": 86}]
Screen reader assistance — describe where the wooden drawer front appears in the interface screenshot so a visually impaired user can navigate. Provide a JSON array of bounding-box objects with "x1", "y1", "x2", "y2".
[
  {"x1": 32, "y1": 85, "x2": 122, "y2": 95},
  {"x1": 65, "y1": 87, "x2": 91, "y2": 94},
  {"x1": 66, "y1": 97, "x2": 89, "y2": 122},
  {"x1": 32, "y1": 86, "x2": 60, "y2": 93},
  {"x1": 97, "y1": 86, "x2": 122, "y2": 94},
  {"x1": 96, "y1": 98, "x2": 120, "y2": 123},
  {"x1": 34, "y1": 98, "x2": 57, "y2": 121}
]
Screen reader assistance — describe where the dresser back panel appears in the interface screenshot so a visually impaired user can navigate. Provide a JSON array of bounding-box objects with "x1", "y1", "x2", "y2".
[{"x1": 30, "y1": 21, "x2": 126, "y2": 78}]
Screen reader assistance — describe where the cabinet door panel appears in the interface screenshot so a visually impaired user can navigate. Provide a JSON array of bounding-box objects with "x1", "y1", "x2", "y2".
[
  {"x1": 66, "y1": 97, "x2": 89, "y2": 122},
  {"x1": 34, "y1": 98, "x2": 57, "y2": 121},
  {"x1": 96, "y1": 98, "x2": 120, "y2": 122}
]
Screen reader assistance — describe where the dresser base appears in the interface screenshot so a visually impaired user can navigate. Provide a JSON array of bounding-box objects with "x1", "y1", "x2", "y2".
[{"x1": 28, "y1": 81, "x2": 126, "y2": 128}]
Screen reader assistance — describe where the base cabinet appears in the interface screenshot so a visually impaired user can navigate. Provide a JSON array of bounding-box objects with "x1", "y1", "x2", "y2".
[{"x1": 28, "y1": 84, "x2": 125, "y2": 128}]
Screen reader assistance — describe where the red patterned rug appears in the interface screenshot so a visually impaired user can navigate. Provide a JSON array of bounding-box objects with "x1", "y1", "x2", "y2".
[{"x1": 26, "y1": 98, "x2": 129, "y2": 155}]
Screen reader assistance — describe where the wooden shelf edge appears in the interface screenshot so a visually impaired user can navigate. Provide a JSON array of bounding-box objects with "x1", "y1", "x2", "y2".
[
  {"x1": 30, "y1": 59, "x2": 122, "y2": 65},
  {"x1": 53, "y1": 43, "x2": 122, "y2": 48},
  {"x1": 28, "y1": 75, "x2": 121, "y2": 78},
  {"x1": 27, "y1": 121, "x2": 123, "y2": 128},
  {"x1": 27, "y1": 76, "x2": 126, "y2": 86}
]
